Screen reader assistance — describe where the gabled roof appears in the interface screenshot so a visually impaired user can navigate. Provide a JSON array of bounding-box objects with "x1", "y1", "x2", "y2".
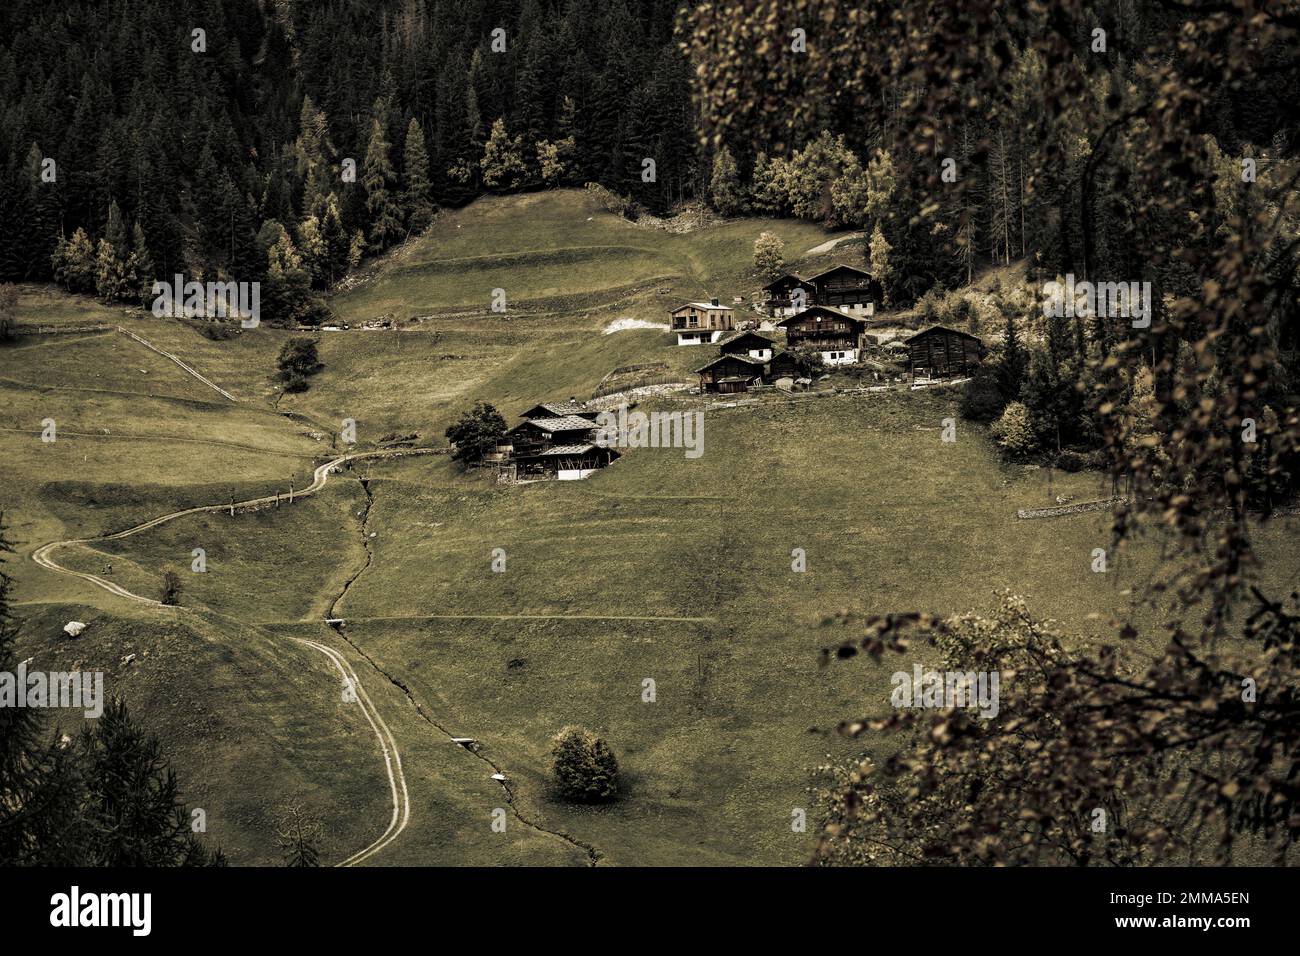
[
  {"x1": 807, "y1": 263, "x2": 872, "y2": 283},
  {"x1": 776, "y1": 305, "x2": 869, "y2": 329},
  {"x1": 519, "y1": 401, "x2": 590, "y2": 418},
  {"x1": 903, "y1": 324, "x2": 984, "y2": 345},
  {"x1": 761, "y1": 272, "x2": 813, "y2": 291},
  {"x1": 695, "y1": 353, "x2": 767, "y2": 374},
  {"x1": 718, "y1": 330, "x2": 776, "y2": 348},
  {"x1": 510, "y1": 415, "x2": 597, "y2": 433},
  {"x1": 673, "y1": 300, "x2": 733, "y2": 312}
]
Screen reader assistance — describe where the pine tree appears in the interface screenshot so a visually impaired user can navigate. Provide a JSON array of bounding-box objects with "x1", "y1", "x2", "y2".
[
  {"x1": 128, "y1": 223, "x2": 155, "y2": 307},
  {"x1": 95, "y1": 200, "x2": 134, "y2": 302},
  {"x1": 709, "y1": 146, "x2": 744, "y2": 216},
  {"x1": 78, "y1": 699, "x2": 219, "y2": 866},
  {"x1": 402, "y1": 118, "x2": 434, "y2": 233},
  {"x1": 362, "y1": 99, "x2": 405, "y2": 250},
  {"x1": 320, "y1": 196, "x2": 351, "y2": 286},
  {"x1": 0, "y1": 517, "x2": 86, "y2": 865},
  {"x1": 294, "y1": 97, "x2": 337, "y2": 219},
  {"x1": 22, "y1": 143, "x2": 60, "y2": 281},
  {"x1": 997, "y1": 313, "x2": 1026, "y2": 400}
]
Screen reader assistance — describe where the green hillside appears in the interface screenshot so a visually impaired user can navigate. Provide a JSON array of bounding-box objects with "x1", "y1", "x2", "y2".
[{"x1": 4, "y1": 191, "x2": 1296, "y2": 866}]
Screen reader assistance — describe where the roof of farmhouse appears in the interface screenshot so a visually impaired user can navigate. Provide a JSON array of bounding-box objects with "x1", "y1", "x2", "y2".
[
  {"x1": 695, "y1": 353, "x2": 769, "y2": 373},
  {"x1": 674, "y1": 301, "x2": 732, "y2": 311},
  {"x1": 520, "y1": 401, "x2": 590, "y2": 417},
  {"x1": 903, "y1": 324, "x2": 985, "y2": 344},
  {"x1": 806, "y1": 264, "x2": 872, "y2": 281},
  {"x1": 511, "y1": 415, "x2": 597, "y2": 432},
  {"x1": 718, "y1": 330, "x2": 776, "y2": 347}
]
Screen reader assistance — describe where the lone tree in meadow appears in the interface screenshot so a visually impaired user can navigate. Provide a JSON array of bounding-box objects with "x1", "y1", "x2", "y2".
[
  {"x1": 444, "y1": 401, "x2": 507, "y2": 464},
  {"x1": 551, "y1": 725, "x2": 620, "y2": 802},
  {"x1": 277, "y1": 336, "x2": 323, "y2": 392},
  {"x1": 753, "y1": 231, "x2": 785, "y2": 279}
]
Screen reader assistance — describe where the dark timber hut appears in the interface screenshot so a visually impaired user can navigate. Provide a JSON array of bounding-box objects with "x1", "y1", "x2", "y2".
[
  {"x1": 904, "y1": 325, "x2": 985, "y2": 380},
  {"x1": 696, "y1": 353, "x2": 767, "y2": 394}
]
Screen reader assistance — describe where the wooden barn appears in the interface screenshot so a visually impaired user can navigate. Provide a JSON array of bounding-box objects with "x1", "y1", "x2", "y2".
[
  {"x1": 807, "y1": 264, "x2": 880, "y2": 316},
  {"x1": 777, "y1": 306, "x2": 868, "y2": 365},
  {"x1": 761, "y1": 273, "x2": 817, "y2": 317},
  {"x1": 670, "y1": 298, "x2": 735, "y2": 345},
  {"x1": 696, "y1": 353, "x2": 766, "y2": 393},
  {"x1": 904, "y1": 325, "x2": 985, "y2": 381},
  {"x1": 696, "y1": 347, "x2": 798, "y2": 393},
  {"x1": 719, "y1": 330, "x2": 777, "y2": 361}
]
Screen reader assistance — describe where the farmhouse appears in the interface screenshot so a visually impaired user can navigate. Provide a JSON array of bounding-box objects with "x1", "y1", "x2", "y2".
[
  {"x1": 719, "y1": 330, "x2": 777, "y2": 361},
  {"x1": 761, "y1": 273, "x2": 817, "y2": 317},
  {"x1": 501, "y1": 403, "x2": 620, "y2": 481},
  {"x1": 777, "y1": 306, "x2": 868, "y2": 365},
  {"x1": 671, "y1": 298, "x2": 734, "y2": 345},
  {"x1": 904, "y1": 325, "x2": 985, "y2": 381},
  {"x1": 806, "y1": 264, "x2": 880, "y2": 316},
  {"x1": 696, "y1": 346, "x2": 797, "y2": 393}
]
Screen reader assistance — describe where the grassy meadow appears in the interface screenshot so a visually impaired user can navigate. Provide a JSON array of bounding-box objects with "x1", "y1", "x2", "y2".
[{"x1": 3, "y1": 188, "x2": 1295, "y2": 865}]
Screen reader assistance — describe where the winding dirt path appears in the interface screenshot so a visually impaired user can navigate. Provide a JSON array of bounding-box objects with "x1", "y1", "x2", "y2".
[
  {"x1": 29, "y1": 446, "x2": 440, "y2": 865},
  {"x1": 294, "y1": 637, "x2": 411, "y2": 866}
]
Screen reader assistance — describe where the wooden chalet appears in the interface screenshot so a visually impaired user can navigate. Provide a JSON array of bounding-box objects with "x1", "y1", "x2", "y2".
[
  {"x1": 696, "y1": 354, "x2": 766, "y2": 394},
  {"x1": 761, "y1": 273, "x2": 817, "y2": 317},
  {"x1": 500, "y1": 402, "x2": 620, "y2": 481},
  {"x1": 718, "y1": 330, "x2": 777, "y2": 361},
  {"x1": 777, "y1": 306, "x2": 868, "y2": 365},
  {"x1": 696, "y1": 348, "x2": 798, "y2": 394},
  {"x1": 904, "y1": 325, "x2": 985, "y2": 381},
  {"x1": 506, "y1": 414, "x2": 599, "y2": 456},
  {"x1": 807, "y1": 264, "x2": 880, "y2": 316},
  {"x1": 670, "y1": 298, "x2": 734, "y2": 345}
]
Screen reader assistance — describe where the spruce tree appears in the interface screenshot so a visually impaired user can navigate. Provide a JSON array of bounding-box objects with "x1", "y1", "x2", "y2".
[
  {"x1": 402, "y1": 118, "x2": 434, "y2": 233},
  {"x1": 362, "y1": 99, "x2": 405, "y2": 250},
  {"x1": 997, "y1": 313, "x2": 1026, "y2": 401},
  {"x1": 0, "y1": 517, "x2": 86, "y2": 865},
  {"x1": 128, "y1": 222, "x2": 155, "y2": 307},
  {"x1": 94, "y1": 200, "x2": 134, "y2": 302}
]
